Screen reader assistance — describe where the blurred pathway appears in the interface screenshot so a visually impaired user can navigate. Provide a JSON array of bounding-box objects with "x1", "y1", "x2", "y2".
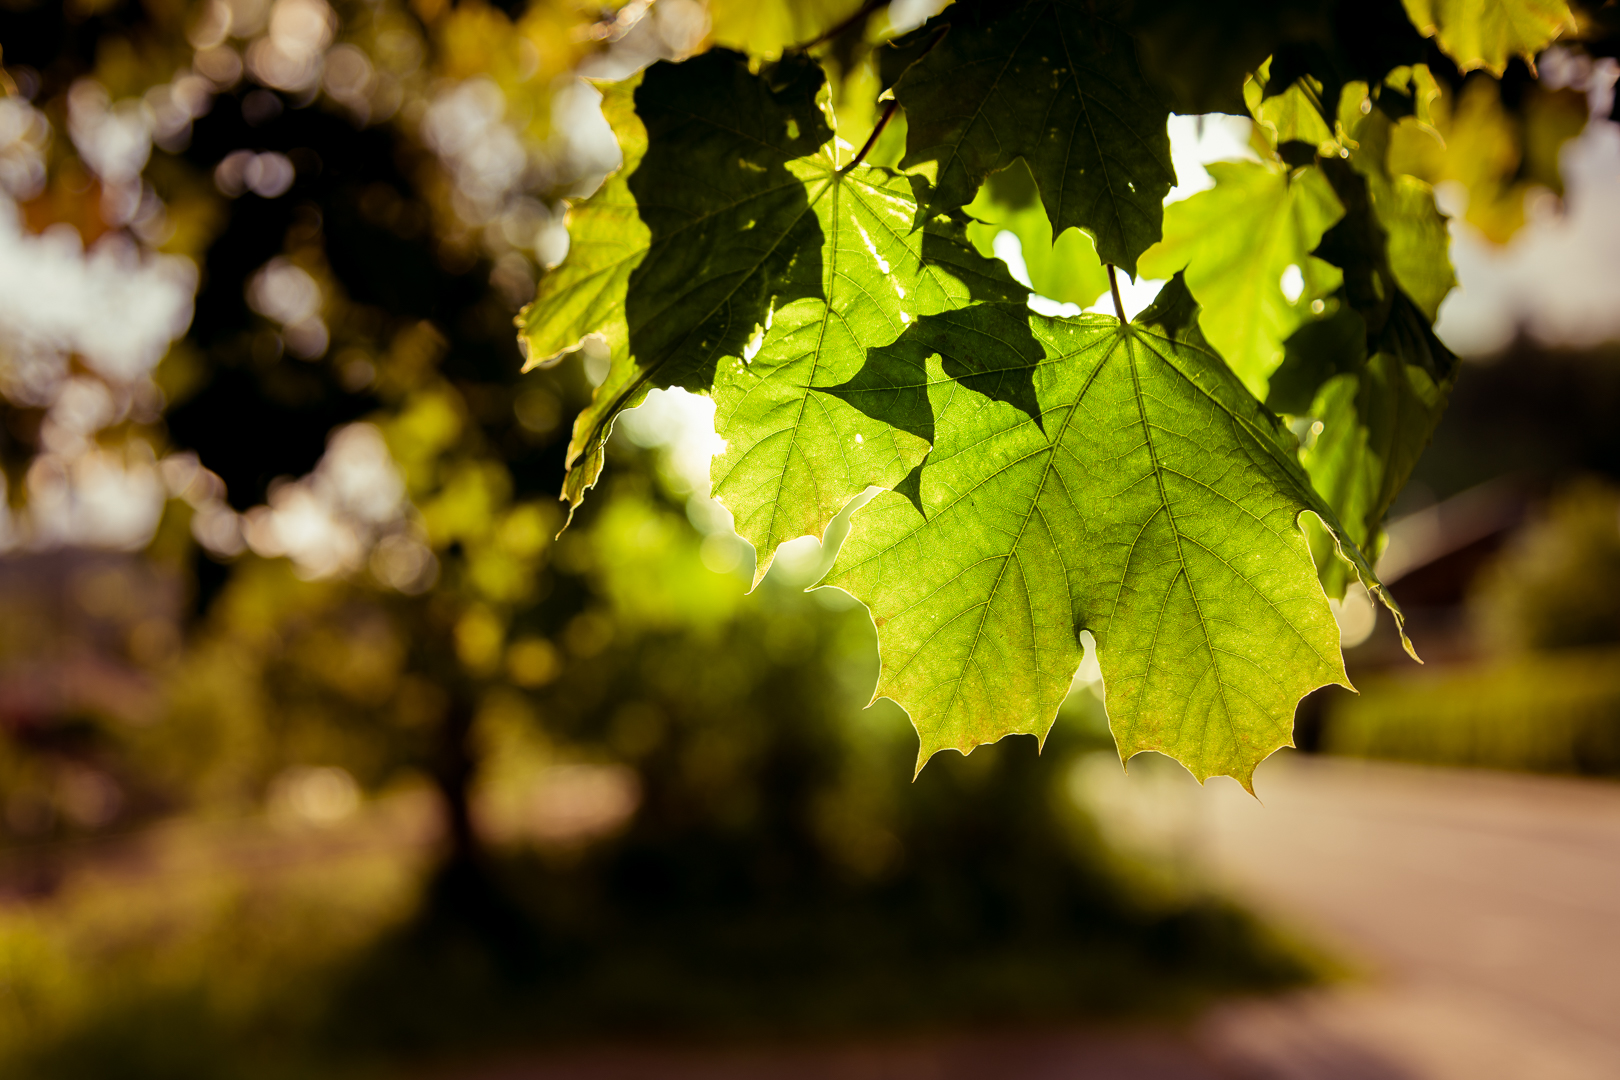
[
  {"x1": 453, "y1": 755, "x2": 1620, "y2": 1079},
  {"x1": 1191, "y1": 753, "x2": 1620, "y2": 1080},
  {"x1": 457, "y1": 1033, "x2": 1231, "y2": 1080}
]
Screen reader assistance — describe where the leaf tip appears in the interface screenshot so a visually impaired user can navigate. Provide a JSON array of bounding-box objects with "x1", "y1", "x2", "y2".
[
  {"x1": 1370, "y1": 582, "x2": 1422, "y2": 664},
  {"x1": 553, "y1": 492, "x2": 577, "y2": 540},
  {"x1": 912, "y1": 740, "x2": 945, "y2": 780},
  {"x1": 747, "y1": 545, "x2": 772, "y2": 593}
]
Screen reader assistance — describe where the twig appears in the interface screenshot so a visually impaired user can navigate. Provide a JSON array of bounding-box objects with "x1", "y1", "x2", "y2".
[
  {"x1": 841, "y1": 98, "x2": 899, "y2": 173},
  {"x1": 799, "y1": 0, "x2": 889, "y2": 51},
  {"x1": 1107, "y1": 264, "x2": 1126, "y2": 322}
]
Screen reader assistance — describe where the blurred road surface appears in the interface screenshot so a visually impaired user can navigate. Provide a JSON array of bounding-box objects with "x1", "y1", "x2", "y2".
[
  {"x1": 1194, "y1": 753, "x2": 1620, "y2": 1080},
  {"x1": 460, "y1": 754, "x2": 1620, "y2": 1079}
]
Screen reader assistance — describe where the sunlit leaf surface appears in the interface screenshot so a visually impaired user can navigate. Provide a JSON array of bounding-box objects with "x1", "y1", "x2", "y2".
[
  {"x1": 1402, "y1": 0, "x2": 1575, "y2": 75},
  {"x1": 518, "y1": 76, "x2": 647, "y2": 371},
  {"x1": 1139, "y1": 160, "x2": 1344, "y2": 398},
  {"x1": 517, "y1": 0, "x2": 1496, "y2": 784},
  {"x1": 706, "y1": 0, "x2": 870, "y2": 57},
  {"x1": 964, "y1": 160, "x2": 1110, "y2": 309}
]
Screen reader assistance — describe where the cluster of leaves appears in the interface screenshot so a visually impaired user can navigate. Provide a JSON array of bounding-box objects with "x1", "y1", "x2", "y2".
[{"x1": 522, "y1": 0, "x2": 1592, "y2": 788}]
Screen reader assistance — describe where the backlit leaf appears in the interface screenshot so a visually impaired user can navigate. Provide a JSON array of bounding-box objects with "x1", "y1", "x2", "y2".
[
  {"x1": 1340, "y1": 86, "x2": 1456, "y2": 321},
  {"x1": 825, "y1": 296, "x2": 1394, "y2": 789},
  {"x1": 1247, "y1": 69, "x2": 1336, "y2": 150},
  {"x1": 518, "y1": 75, "x2": 647, "y2": 372},
  {"x1": 1277, "y1": 145, "x2": 1460, "y2": 603},
  {"x1": 1401, "y1": 0, "x2": 1576, "y2": 76},
  {"x1": 707, "y1": 0, "x2": 870, "y2": 58},
  {"x1": 521, "y1": 50, "x2": 833, "y2": 516},
  {"x1": 1297, "y1": 339, "x2": 1450, "y2": 598},
  {"x1": 964, "y1": 159, "x2": 1110, "y2": 309},
  {"x1": 1137, "y1": 159, "x2": 1344, "y2": 398},
  {"x1": 515, "y1": 21, "x2": 1466, "y2": 789}
]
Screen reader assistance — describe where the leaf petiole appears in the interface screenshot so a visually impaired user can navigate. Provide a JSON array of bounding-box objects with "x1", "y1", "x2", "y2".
[
  {"x1": 1107, "y1": 264, "x2": 1125, "y2": 322},
  {"x1": 796, "y1": 0, "x2": 888, "y2": 52},
  {"x1": 840, "y1": 98, "x2": 899, "y2": 174}
]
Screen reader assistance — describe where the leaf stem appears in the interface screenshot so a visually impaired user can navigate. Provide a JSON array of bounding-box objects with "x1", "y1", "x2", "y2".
[
  {"x1": 841, "y1": 98, "x2": 899, "y2": 173},
  {"x1": 1107, "y1": 264, "x2": 1126, "y2": 322}
]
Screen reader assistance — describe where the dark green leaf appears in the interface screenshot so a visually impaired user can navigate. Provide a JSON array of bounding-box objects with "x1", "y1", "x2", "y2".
[
  {"x1": 523, "y1": 50, "x2": 833, "y2": 515},
  {"x1": 892, "y1": 0, "x2": 1175, "y2": 274},
  {"x1": 1125, "y1": 0, "x2": 1335, "y2": 114}
]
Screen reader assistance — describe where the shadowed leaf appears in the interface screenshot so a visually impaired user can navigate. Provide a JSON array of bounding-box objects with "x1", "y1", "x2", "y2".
[{"x1": 892, "y1": 0, "x2": 1175, "y2": 274}]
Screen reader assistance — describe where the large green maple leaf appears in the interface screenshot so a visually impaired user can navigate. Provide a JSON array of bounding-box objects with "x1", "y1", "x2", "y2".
[
  {"x1": 1401, "y1": 0, "x2": 1575, "y2": 76},
  {"x1": 823, "y1": 288, "x2": 1397, "y2": 789},
  {"x1": 890, "y1": 0, "x2": 1175, "y2": 275}
]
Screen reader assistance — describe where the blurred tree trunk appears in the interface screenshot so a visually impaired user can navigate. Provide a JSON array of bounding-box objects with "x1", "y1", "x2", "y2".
[
  {"x1": 434, "y1": 690, "x2": 480, "y2": 868},
  {"x1": 406, "y1": 595, "x2": 485, "y2": 869}
]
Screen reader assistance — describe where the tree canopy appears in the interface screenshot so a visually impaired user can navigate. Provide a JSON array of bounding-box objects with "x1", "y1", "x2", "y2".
[{"x1": 522, "y1": 0, "x2": 1603, "y2": 787}]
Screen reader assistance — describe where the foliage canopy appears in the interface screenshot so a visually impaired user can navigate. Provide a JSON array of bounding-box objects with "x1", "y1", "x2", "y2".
[{"x1": 521, "y1": 0, "x2": 1587, "y2": 788}]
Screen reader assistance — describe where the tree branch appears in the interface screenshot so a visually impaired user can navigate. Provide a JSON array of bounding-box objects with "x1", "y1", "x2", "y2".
[
  {"x1": 798, "y1": 0, "x2": 888, "y2": 51},
  {"x1": 840, "y1": 98, "x2": 900, "y2": 173}
]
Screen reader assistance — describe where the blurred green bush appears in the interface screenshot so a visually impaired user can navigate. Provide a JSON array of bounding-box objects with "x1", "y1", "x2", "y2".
[
  {"x1": 1, "y1": 479, "x2": 1319, "y2": 1079},
  {"x1": 0, "y1": 3, "x2": 1324, "y2": 1074},
  {"x1": 1327, "y1": 646, "x2": 1620, "y2": 773},
  {"x1": 1326, "y1": 478, "x2": 1620, "y2": 774}
]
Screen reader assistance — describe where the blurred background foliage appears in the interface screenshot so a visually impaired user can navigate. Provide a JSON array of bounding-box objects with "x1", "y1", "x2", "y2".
[
  {"x1": 1, "y1": 0, "x2": 1619, "y2": 1073},
  {"x1": 1325, "y1": 471, "x2": 1620, "y2": 774},
  {"x1": 0, "y1": 0, "x2": 1336, "y2": 1074}
]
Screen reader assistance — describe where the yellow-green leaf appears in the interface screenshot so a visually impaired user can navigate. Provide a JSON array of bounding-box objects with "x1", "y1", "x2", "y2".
[
  {"x1": 1138, "y1": 161, "x2": 1344, "y2": 398},
  {"x1": 1401, "y1": 0, "x2": 1576, "y2": 76},
  {"x1": 711, "y1": 156, "x2": 1023, "y2": 584},
  {"x1": 891, "y1": 0, "x2": 1176, "y2": 274},
  {"x1": 964, "y1": 160, "x2": 1109, "y2": 309}
]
